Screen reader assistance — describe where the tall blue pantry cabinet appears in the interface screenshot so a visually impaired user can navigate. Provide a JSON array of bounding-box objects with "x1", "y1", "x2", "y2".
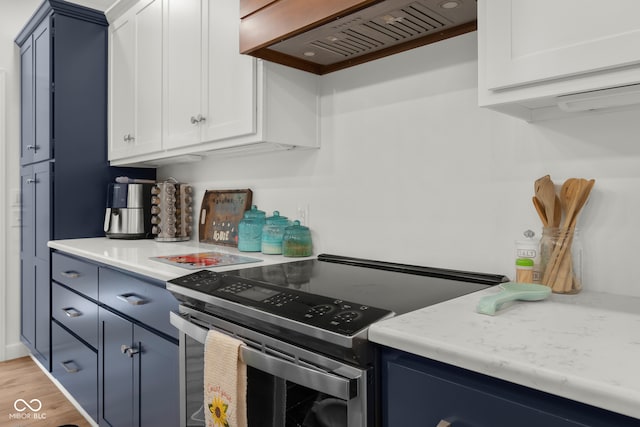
[{"x1": 15, "y1": 0, "x2": 154, "y2": 371}]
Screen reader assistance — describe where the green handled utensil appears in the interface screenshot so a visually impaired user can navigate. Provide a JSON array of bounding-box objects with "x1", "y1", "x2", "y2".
[{"x1": 477, "y1": 282, "x2": 551, "y2": 315}]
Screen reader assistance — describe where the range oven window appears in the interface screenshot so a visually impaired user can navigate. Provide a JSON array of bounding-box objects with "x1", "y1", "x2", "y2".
[
  {"x1": 172, "y1": 310, "x2": 369, "y2": 427},
  {"x1": 184, "y1": 335, "x2": 347, "y2": 426}
]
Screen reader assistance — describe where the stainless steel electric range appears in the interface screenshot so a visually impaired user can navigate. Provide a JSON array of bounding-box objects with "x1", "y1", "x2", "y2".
[{"x1": 167, "y1": 254, "x2": 508, "y2": 427}]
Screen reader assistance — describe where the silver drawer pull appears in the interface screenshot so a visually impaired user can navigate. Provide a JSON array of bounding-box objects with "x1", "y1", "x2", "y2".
[
  {"x1": 61, "y1": 270, "x2": 80, "y2": 279},
  {"x1": 117, "y1": 293, "x2": 148, "y2": 305},
  {"x1": 25, "y1": 178, "x2": 38, "y2": 184},
  {"x1": 121, "y1": 345, "x2": 140, "y2": 357},
  {"x1": 60, "y1": 360, "x2": 80, "y2": 374},
  {"x1": 62, "y1": 307, "x2": 82, "y2": 318},
  {"x1": 26, "y1": 144, "x2": 39, "y2": 151}
]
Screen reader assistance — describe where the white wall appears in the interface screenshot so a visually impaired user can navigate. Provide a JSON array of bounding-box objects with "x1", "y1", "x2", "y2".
[
  {"x1": 0, "y1": 0, "x2": 42, "y2": 361},
  {"x1": 160, "y1": 32, "x2": 640, "y2": 298}
]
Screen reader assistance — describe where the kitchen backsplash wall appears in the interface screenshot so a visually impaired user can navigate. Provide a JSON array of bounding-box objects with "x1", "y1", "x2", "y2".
[{"x1": 160, "y1": 32, "x2": 640, "y2": 298}]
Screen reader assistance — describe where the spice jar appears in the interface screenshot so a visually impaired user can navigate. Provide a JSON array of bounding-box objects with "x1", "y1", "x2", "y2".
[
  {"x1": 515, "y1": 229, "x2": 541, "y2": 283},
  {"x1": 539, "y1": 227, "x2": 583, "y2": 294}
]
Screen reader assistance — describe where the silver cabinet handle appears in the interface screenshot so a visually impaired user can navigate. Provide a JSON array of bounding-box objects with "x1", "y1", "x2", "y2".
[
  {"x1": 190, "y1": 114, "x2": 206, "y2": 124},
  {"x1": 26, "y1": 144, "x2": 39, "y2": 151},
  {"x1": 60, "y1": 270, "x2": 80, "y2": 279},
  {"x1": 60, "y1": 360, "x2": 80, "y2": 373},
  {"x1": 123, "y1": 134, "x2": 135, "y2": 142},
  {"x1": 116, "y1": 293, "x2": 148, "y2": 305},
  {"x1": 121, "y1": 345, "x2": 140, "y2": 357},
  {"x1": 62, "y1": 307, "x2": 82, "y2": 318},
  {"x1": 25, "y1": 178, "x2": 38, "y2": 184},
  {"x1": 436, "y1": 421, "x2": 451, "y2": 427}
]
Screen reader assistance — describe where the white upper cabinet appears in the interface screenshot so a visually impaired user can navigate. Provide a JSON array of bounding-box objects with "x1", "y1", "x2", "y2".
[
  {"x1": 162, "y1": 0, "x2": 203, "y2": 149},
  {"x1": 107, "y1": 0, "x2": 319, "y2": 166},
  {"x1": 109, "y1": 0, "x2": 162, "y2": 160},
  {"x1": 162, "y1": 0, "x2": 255, "y2": 150},
  {"x1": 478, "y1": 0, "x2": 640, "y2": 121}
]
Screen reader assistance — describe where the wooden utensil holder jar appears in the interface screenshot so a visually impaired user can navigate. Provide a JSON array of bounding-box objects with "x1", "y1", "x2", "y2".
[{"x1": 540, "y1": 227, "x2": 583, "y2": 294}]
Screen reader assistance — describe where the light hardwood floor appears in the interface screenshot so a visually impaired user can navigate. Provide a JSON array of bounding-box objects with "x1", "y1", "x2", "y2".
[{"x1": 0, "y1": 356, "x2": 92, "y2": 427}]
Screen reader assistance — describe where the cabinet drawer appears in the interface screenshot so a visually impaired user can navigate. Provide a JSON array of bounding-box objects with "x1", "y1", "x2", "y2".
[
  {"x1": 52, "y1": 282, "x2": 98, "y2": 349},
  {"x1": 387, "y1": 361, "x2": 583, "y2": 427},
  {"x1": 383, "y1": 352, "x2": 638, "y2": 427},
  {"x1": 52, "y1": 253, "x2": 98, "y2": 300},
  {"x1": 99, "y1": 268, "x2": 178, "y2": 339},
  {"x1": 52, "y1": 321, "x2": 98, "y2": 422}
]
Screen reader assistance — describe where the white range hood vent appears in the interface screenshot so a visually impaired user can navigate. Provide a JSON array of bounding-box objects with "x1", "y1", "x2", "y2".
[{"x1": 244, "y1": 0, "x2": 477, "y2": 74}]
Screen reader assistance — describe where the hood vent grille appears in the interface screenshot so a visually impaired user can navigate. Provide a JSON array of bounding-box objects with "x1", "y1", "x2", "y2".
[
  {"x1": 308, "y1": 3, "x2": 450, "y2": 58},
  {"x1": 249, "y1": 0, "x2": 476, "y2": 74}
]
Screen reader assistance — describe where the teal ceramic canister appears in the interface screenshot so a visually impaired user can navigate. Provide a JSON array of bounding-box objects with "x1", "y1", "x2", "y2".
[
  {"x1": 237, "y1": 205, "x2": 266, "y2": 252},
  {"x1": 261, "y1": 211, "x2": 290, "y2": 254}
]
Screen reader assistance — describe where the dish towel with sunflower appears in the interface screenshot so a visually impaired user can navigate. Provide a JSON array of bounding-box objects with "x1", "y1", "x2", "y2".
[{"x1": 204, "y1": 330, "x2": 247, "y2": 427}]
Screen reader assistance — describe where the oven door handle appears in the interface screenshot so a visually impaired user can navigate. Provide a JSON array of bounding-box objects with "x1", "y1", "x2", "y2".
[{"x1": 170, "y1": 311, "x2": 359, "y2": 400}]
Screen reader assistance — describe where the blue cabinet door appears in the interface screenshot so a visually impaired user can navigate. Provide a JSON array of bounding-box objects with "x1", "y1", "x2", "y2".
[
  {"x1": 20, "y1": 166, "x2": 35, "y2": 348},
  {"x1": 99, "y1": 307, "x2": 135, "y2": 427},
  {"x1": 32, "y1": 18, "x2": 51, "y2": 164},
  {"x1": 19, "y1": 38, "x2": 34, "y2": 165},
  {"x1": 134, "y1": 325, "x2": 179, "y2": 426},
  {"x1": 20, "y1": 162, "x2": 51, "y2": 367},
  {"x1": 99, "y1": 306, "x2": 179, "y2": 427}
]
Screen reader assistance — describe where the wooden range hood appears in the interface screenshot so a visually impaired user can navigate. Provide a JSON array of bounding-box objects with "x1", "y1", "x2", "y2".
[{"x1": 240, "y1": 0, "x2": 477, "y2": 75}]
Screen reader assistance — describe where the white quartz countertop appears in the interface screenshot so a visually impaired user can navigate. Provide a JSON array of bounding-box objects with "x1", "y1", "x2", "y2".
[
  {"x1": 48, "y1": 237, "x2": 311, "y2": 282},
  {"x1": 369, "y1": 287, "x2": 640, "y2": 420}
]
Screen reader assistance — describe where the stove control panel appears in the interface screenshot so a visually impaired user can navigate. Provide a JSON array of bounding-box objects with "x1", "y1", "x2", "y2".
[{"x1": 168, "y1": 269, "x2": 393, "y2": 336}]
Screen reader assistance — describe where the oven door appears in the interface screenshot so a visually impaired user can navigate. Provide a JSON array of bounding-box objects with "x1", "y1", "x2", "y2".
[{"x1": 170, "y1": 307, "x2": 371, "y2": 427}]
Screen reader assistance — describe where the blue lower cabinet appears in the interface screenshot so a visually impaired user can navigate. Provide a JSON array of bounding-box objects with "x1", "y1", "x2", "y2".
[
  {"x1": 99, "y1": 307, "x2": 179, "y2": 427},
  {"x1": 51, "y1": 321, "x2": 98, "y2": 422},
  {"x1": 381, "y1": 348, "x2": 639, "y2": 427}
]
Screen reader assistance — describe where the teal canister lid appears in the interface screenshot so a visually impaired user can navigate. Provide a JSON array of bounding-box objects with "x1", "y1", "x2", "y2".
[
  {"x1": 244, "y1": 205, "x2": 266, "y2": 220},
  {"x1": 265, "y1": 210, "x2": 289, "y2": 225}
]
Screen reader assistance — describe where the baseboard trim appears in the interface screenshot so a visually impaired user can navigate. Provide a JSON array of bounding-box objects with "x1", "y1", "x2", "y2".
[
  {"x1": 3, "y1": 342, "x2": 29, "y2": 361},
  {"x1": 29, "y1": 354, "x2": 98, "y2": 427}
]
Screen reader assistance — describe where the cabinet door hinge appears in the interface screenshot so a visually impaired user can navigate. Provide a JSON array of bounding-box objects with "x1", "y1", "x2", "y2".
[{"x1": 51, "y1": 82, "x2": 55, "y2": 92}]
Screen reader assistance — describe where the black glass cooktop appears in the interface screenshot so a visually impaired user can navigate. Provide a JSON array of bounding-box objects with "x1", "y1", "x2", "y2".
[
  {"x1": 168, "y1": 253, "x2": 509, "y2": 337},
  {"x1": 227, "y1": 254, "x2": 508, "y2": 316}
]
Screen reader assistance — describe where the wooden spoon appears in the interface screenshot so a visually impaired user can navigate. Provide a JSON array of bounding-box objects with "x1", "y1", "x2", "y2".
[
  {"x1": 553, "y1": 195, "x2": 562, "y2": 228},
  {"x1": 539, "y1": 177, "x2": 557, "y2": 229},
  {"x1": 532, "y1": 196, "x2": 548, "y2": 227}
]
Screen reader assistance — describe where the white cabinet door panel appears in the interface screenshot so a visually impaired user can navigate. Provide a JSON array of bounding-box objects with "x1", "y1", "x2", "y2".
[
  {"x1": 134, "y1": 0, "x2": 162, "y2": 152},
  {"x1": 109, "y1": 16, "x2": 134, "y2": 159},
  {"x1": 203, "y1": 0, "x2": 256, "y2": 142},
  {"x1": 162, "y1": 0, "x2": 203, "y2": 149},
  {"x1": 484, "y1": 0, "x2": 640, "y2": 90}
]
